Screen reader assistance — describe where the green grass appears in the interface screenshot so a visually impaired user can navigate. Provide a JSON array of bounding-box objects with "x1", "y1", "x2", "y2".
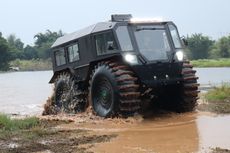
[
  {"x1": 0, "y1": 114, "x2": 39, "y2": 131},
  {"x1": 191, "y1": 58, "x2": 230, "y2": 67},
  {"x1": 10, "y1": 58, "x2": 52, "y2": 71},
  {"x1": 0, "y1": 114, "x2": 40, "y2": 139},
  {"x1": 205, "y1": 84, "x2": 230, "y2": 101},
  {"x1": 198, "y1": 84, "x2": 230, "y2": 114}
]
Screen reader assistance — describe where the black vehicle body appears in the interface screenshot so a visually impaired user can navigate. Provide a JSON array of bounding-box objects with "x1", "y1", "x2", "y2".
[
  {"x1": 51, "y1": 18, "x2": 183, "y2": 88},
  {"x1": 49, "y1": 14, "x2": 199, "y2": 116}
]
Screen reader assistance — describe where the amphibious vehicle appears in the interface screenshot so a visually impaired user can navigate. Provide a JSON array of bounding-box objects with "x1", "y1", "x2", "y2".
[{"x1": 49, "y1": 14, "x2": 199, "y2": 117}]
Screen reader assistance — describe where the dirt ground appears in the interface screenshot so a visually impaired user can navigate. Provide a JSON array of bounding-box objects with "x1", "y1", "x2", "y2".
[{"x1": 1, "y1": 101, "x2": 230, "y2": 153}]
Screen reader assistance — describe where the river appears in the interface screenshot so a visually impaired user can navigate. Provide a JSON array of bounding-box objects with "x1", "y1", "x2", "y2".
[{"x1": 0, "y1": 68, "x2": 230, "y2": 115}]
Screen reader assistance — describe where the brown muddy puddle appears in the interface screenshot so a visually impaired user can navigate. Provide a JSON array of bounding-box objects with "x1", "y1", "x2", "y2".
[{"x1": 50, "y1": 111, "x2": 230, "y2": 153}]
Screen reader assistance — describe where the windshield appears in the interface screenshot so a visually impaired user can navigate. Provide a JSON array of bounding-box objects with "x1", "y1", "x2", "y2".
[
  {"x1": 168, "y1": 24, "x2": 182, "y2": 48},
  {"x1": 134, "y1": 25, "x2": 170, "y2": 61}
]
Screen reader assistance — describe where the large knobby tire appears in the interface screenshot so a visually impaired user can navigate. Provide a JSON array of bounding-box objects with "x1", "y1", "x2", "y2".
[
  {"x1": 177, "y1": 61, "x2": 199, "y2": 112},
  {"x1": 155, "y1": 61, "x2": 199, "y2": 112},
  {"x1": 54, "y1": 73, "x2": 86, "y2": 113},
  {"x1": 54, "y1": 73, "x2": 73, "y2": 113},
  {"x1": 150, "y1": 61, "x2": 199, "y2": 113},
  {"x1": 89, "y1": 61, "x2": 141, "y2": 117}
]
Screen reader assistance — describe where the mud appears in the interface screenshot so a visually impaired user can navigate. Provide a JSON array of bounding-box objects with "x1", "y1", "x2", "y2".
[
  {"x1": 37, "y1": 110, "x2": 230, "y2": 153},
  {"x1": 0, "y1": 119, "x2": 116, "y2": 153}
]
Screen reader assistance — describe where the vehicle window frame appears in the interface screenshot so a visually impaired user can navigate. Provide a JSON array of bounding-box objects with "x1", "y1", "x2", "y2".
[
  {"x1": 168, "y1": 24, "x2": 182, "y2": 49},
  {"x1": 66, "y1": 42, "x2": 80, "y2": 63},
  {"x1": 115, "y1": 26, "x2": 134, "y2": 51},
  {"x1": 132, "y1": 24, "x2": 171, "y2": 61},
  {"x1": 94, "y1": 30, "x2": 119, "y2": 56},
  {"x1": 54, "y1": 48, "x2": 66, "y2": 67}
]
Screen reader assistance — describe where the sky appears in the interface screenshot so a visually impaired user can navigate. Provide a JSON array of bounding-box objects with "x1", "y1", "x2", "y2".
[{"x1": 1, "y1": 0, "x2": 230, "y2": 45}]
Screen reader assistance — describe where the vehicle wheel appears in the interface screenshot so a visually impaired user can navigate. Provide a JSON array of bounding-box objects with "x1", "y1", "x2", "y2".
[
  {"x1": 169, "y1": 61, "x2": 199, "y2": 113},
  {"x1": 54, "y1": 73, "x2": 86, "y2": 113},
  {"x1": 175, "y1": 61, "x2": 199, "y2": 112},
  {"x1": 89, "y1": 61, "x2": 141, "y2": 117},
  {"x1": 155, "y1": 61, "x2": 199, "y2": 112}
]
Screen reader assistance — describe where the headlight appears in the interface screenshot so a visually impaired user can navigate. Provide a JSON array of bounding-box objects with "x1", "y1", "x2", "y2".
[
  {"x1": 175, "y1": 51, "x2": 184, "y2": 61},
  {"x1": 124, "y1": 54, "x2": 138, "y2": 64}
]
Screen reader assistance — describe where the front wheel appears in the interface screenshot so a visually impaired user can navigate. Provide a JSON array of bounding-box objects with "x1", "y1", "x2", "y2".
[
  {"x1": 178, "y1": 61, "x2": 199, "y2": 112},
  {"x1": 89, "y1": 61, "x2": 141, "y2": 117},
  {"x1": 155, "y1": 61, "x2": 199, "y2": 112}
]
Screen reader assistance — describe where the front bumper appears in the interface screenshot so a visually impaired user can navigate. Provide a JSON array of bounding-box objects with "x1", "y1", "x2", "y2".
[{"x1": 131, "y1": 62, "x2": 183, "y2": 88}]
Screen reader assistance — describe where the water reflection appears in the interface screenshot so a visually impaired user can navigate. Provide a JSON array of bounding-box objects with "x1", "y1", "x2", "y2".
[{"x1": 197, "y1": 115, "x2": 230, "y2": 152}]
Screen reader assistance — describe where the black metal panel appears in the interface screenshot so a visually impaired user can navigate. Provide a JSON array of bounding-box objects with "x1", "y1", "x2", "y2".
[{"x1": 131, "y1": 62, "x2": 183, "y2": 88}]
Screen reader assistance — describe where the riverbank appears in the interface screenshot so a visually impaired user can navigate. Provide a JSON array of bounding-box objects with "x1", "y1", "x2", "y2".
[
  {"x1": 0, "y1": 114, "x2": 115, "y2": 153},
  {"x1": 191, "y1": 58, "x2": 230, "y2": 67},
  {"x1": 198, "y1": 84, "x2": 230, "y2": 114},
  {"x1": 9, "y1": 59, "x2": 52, "y2": 71}
]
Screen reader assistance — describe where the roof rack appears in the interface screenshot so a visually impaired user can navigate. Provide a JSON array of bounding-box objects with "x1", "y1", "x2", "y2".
[{"x1": 111, "y1": 14, "x2": 132, "y2": 22}]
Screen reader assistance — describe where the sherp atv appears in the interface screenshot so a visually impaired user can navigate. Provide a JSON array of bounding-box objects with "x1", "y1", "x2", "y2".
[{"x1": 49, "y1": 14, "x2": 199, "y2": 117}]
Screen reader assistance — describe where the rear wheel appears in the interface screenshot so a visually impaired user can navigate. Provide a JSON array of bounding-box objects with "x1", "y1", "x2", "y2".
[
  {"x1": 54, "y1": 73, "x2": 86, "y2": 113},
  {"x1": 89, "y1": 61, "x2": 141, "y2": 117}
]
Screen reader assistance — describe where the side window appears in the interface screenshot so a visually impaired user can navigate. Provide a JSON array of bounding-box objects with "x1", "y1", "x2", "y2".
[
  {"x1": 95, "y1": 32, "x2": 118, "y2": 55},
  {"x1": 68, "y1": 43, "x2": 79, "y2": 62},
  {"x1": 55, "y1": 49, "x2": 66, "y2": 66},
  {"x1": 116, "y1": 26, "x2": 133, "y2": 51}
]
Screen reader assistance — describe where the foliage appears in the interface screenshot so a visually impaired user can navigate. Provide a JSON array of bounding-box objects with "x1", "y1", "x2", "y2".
[
  {"x1": 0, "y1": 114, "x2": 39, "y2": 131},
  {"x1": 198, "y1": 84, "x2": 230, "y2": 114},
  {"x1": 212, "y1": 36, "x2": 230, "y2": 58},
  {"x1": 205, "y1": 84, "x2": 230, "y2": 101},
  {"x1": 186, "y1": 33, "x2": 214, "y2": 59},
  {"x1": 191, "y1": 58, "x2": 230, "y2": 67},
  {"x1": 0, "y1": 30, "x2": 62, "y2": 70},
  {"x1": 0, "y1": 33, "x2": 11, "y2": 71},
  {"x1": 7, "y1": 34, "x2": 24, "y2": 59},
  {"x1": 34, "y1": 30, "x2": 63, "y2": 59},
  {"x1": 23, "y1": 45, "x2": 38, "y2": 60},
  {"x1": 10, "y1": 58, "x2": 52, "y2": 71}
]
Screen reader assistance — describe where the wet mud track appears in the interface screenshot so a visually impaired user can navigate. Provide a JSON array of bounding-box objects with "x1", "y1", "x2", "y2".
[{"x1": 39, "y1": 111, "x2": 230, "y2": 153}]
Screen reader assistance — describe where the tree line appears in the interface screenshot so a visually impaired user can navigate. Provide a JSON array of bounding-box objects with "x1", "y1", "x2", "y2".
[
  {"x1": 0, "y1": 30, "x2": 63, "y2": 70},
  {"x1": 186, "y1": 33, "x2": 230, "y2": 60},
  {"x1": 0, "y1": 31, "x2": 230, "y2": 71}
]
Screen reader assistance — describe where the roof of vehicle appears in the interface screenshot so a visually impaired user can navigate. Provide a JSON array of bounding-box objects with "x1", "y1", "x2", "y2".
[
  {"x1": 51, "y1": 14, "x2": 171, "y2": 49},
  {"x1": 51, "y1": 22, "x2": 116, "y2": 48}
]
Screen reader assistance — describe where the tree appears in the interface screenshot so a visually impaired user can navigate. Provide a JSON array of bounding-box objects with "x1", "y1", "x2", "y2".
[
  {"x1": 23, "y1": 45, "x2": 38, "y2": 60},
  {"x1": 0, "y1": 33, "x2": 11, "y2": 70},
  {"x1": 7, "y1": 34, "x2": 24, "y2": 59},
  {"x1": 34, "y1": 30, "x2": 63, "y2": 59},
  {"x1": 187, "y1": 34, "x2": 214, "y2": 60},
  {"x1": 214, "y1": 36, "x2": 230, "y2": 58}
]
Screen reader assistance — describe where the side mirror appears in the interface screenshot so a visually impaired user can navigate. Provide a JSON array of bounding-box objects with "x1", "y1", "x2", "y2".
[{"x1": 181, "y1": 36, "x2": 188, "y2": 46}]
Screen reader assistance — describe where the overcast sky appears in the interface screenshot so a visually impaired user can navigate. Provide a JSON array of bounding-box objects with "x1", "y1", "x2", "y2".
[{"x1": 1, "y1": 0, "x2": 230, "y2": 45}]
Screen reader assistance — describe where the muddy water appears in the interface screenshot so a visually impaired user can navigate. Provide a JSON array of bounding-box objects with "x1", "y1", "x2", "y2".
[{"x1": 52, "y1": 112, "x2": 230, "y2": 153}]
